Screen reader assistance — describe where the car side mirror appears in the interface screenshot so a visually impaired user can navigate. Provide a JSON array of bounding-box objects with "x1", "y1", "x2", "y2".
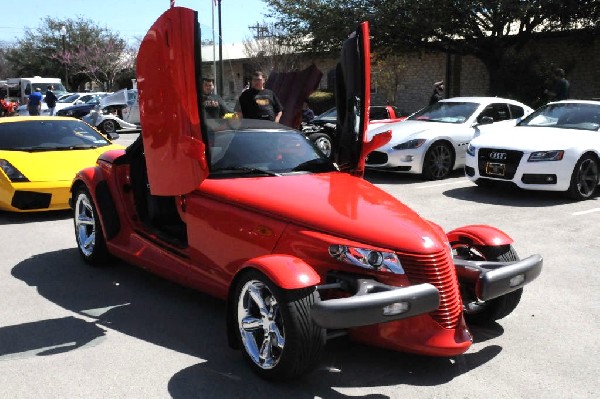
[
  {"x1": 107, "y1": 132, "x2": 120, "y2": 140},
  {"x1": 477, "y1": 116, "x2": 494, "y2": 125}
]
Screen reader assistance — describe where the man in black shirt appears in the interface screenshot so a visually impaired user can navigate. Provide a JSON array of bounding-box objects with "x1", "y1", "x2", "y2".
[
  {"x1": 236, "y1": 71, "x2": 283, "y2": 122},
  {"x1": 44, "y1": 85, "x2": 58, "y2": 116},
  {"x1": 201, "y1": 77, "x2": 231, "y2": 118}
]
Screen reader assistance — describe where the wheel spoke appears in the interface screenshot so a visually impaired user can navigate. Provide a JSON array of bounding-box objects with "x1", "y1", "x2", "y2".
[
  {"x1": 248, "y1": 284, "x2": 269, "y2": 317},
  {"x1": 241, "y1": 315, "x2": 263, "y2": 332}
]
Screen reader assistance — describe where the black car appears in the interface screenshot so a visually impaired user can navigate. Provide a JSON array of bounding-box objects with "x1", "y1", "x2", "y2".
[{"x1": 56, "y1": 94, "x2": 108, "y2": 119}]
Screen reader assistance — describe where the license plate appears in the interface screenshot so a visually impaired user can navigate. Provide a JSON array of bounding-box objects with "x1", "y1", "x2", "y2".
[{"x1": 486, "y1": 162, "x2": 505, "y2": 176}]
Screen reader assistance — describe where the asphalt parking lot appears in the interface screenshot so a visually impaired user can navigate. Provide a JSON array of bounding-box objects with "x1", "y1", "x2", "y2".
[{"x1": 0, "y1": 132, "x2": 598, "y2": 398}]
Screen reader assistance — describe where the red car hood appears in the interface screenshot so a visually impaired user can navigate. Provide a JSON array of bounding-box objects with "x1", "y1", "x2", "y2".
[{"x1": 200, "y1": 172, "x2": 447, "y2": 253}]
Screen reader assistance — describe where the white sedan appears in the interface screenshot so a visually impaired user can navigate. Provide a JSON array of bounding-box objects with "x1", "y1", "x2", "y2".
[
  {"x1": 366, "y1": 97, "x2": 533, "y2": 179},
  {"x1": 465, "y1": 100, "x2": 600, "y2": 200}
]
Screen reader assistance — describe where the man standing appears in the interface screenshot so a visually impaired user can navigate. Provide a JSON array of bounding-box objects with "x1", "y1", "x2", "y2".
[
  {"x1": 544, "y1": 68, "x2": 570, "y2": 102},
  {"x1": 45, "y1": 85, "x2": 58, "y2": 116},
  {"x1": 201, "y1": 77, "x2": 231, "y2": 118},
  {"x1": 237, "y1": 71, "x2": 283, "y2": 122},
  {"x1": 27, "y1": 88, "x2": 43, "y2": 116},
  {"x1": 429, "y1": 80, "x2": 444, "y2": 105}
]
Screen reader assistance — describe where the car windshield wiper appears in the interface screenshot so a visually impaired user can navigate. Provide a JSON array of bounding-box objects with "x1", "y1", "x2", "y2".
[
  {"x1": 292, "y1": 158, "x2": 336, "y2": 172},
  {"x1": 212, "y1": 165, "x2": 281, "y2": 176},
  {"x1": 67, "y1": 144, "x2": 99, "y2": 150},
  {"x1": 14, "y1": 146, "x2": 61, "y2": 152}
]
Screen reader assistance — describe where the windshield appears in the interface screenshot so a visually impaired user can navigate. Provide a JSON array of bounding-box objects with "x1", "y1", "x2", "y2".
[
  {"x1": 58, "y1": 94, "x2": 81, "y2": 103},
  {"x1": 518, "y1": 103, "x2": 600, "y2": 131},
  {"x1": 32, "y1": 83, "x2": 67, "y2": 96},
  {"x1": 0, "y1": 119, "x2": 111, "y2": 151},
  {"x1": 408, "y1": 102, "x2": 479, "y2": 124},
  {"x1": 209, "y1": 123, "x2": 335, "y2": 177}
]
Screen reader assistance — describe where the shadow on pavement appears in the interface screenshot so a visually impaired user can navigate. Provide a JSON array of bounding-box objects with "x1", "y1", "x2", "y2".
[
  {"x1": 10, "y1": 248, "x2": 502, "y2": 397},
  {"x1": 0, "y1": 209, "x2": 71, "y2": 226}
]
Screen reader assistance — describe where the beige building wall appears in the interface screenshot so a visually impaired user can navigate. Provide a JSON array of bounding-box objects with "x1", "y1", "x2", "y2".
[{"x1": 205, "y1": 34, "x2": 599, "y2": 115}]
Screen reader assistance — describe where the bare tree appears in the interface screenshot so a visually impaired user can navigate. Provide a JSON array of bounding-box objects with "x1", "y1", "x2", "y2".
[
  {"x1": 371, "y1": 53, "x2": 406, "y2": 105},
  {"x1": 242, "y1": 23, "x2": 304, "y2": 73}
]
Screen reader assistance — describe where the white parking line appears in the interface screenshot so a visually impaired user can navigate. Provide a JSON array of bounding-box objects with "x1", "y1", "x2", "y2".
[
  {"x1": 417, "y1": 180, "x2": 469, "y2": 189},
  {"x1": 572, "y1": 208, "x2": 600, "y2": 216}
]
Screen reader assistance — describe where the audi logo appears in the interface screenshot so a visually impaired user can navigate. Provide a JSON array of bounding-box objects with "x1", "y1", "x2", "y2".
[{"x1": 489, "y1": 152, "x2": 507, "y2": 160}]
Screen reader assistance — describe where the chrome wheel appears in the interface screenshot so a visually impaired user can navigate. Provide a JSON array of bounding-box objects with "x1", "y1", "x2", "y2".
[
  {"x1": 423, "y1": 142, "x2": 453, "y2": 180},
  {"x1": 309, "y1": 133, "x2": 332, "y2": 158},
  {"x1": 75, "y1": 192, "x2": 97, "y2": 257},
  {"x1": 237, "y1": 279, "x2": 285, "y2": 370},
  {"x1": 73, "y1": 187, "x2": 109, "y2": 265}
]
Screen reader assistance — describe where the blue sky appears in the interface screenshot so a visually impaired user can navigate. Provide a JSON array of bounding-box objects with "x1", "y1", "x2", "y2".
[{"x1": 0, "y1": 0, "x2": 270, "y2": 46}]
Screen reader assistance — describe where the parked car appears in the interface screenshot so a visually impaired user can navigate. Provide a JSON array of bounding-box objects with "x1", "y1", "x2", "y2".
[
  {"x1": 365, "y1": 97, "x2": 534, "y2": 179},
  {"x1": 0, "y1": 116, "x2": 122, "y2": 212},
  {"x1": 57, "y1": 93, "x2": 110, "y2": 119},
  {"x1": 70, "y1": 8, "x2": 542, "y2": 381},
  {"x1": 465, "y1": 100, "x2": 600, "y2": 200},
  {"x1": 303, "y1": 105, "x2": 405, "y2": 157},
  {"x1": 83, "y1": 88, "x2": 140, "y2": 134},
  {"x1": 17, "y1": 92, "x2": 104, "y2": 116}
]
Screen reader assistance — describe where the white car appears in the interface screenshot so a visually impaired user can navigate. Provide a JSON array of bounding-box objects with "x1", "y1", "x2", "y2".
[
  {"x1": 465, "y1": 100, "x2": 600, "y2": 200},
  {"x1": 366, "y1": 97, "x2": 533, "y2": 179},
  {"x1": 83, "y1": 88, "x2": 139, "y2": 134}
]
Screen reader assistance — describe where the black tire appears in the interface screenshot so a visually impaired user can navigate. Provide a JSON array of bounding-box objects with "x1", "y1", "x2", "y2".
[
  {"x1": 308, "y1": 133, "x2": 333, "y2": 158},
  {"x1": 73, "y1": 186, "x2": 110, "y2": 265},
  {"x1": 422, "y1": 141, "x2": 454, "y2": 180},
  {"x1": 232, "y1": 270, "x2": 325, "y2": 381},
  {"x1": 99, "y1": 119, "x2": 119, "y2": 134},
  {"x1": 567, "y1": 154, "x2": 599, "y2": 201},
  {"x1": 462, "y1": 245, "x2": 524, "y2": 325}
]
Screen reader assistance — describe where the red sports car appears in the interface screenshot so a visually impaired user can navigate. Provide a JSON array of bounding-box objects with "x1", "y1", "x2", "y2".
[{"x1": 70, "y1": 7, "x2": 542, "y2": 381}]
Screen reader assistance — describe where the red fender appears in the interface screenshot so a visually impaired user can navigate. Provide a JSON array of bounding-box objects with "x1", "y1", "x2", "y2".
[
  {"x1": 447, "y1": 224, "x2": 513, "y2": 246},
  {"x1": 239, "y1": 255, "x2": 321, "y2": 289}
]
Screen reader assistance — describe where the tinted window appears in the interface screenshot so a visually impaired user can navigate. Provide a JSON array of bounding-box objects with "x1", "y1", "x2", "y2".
[
  {"x1": 209, "y1": 126, "x2": 334, "y2": 176},
  {"x1": 478, "y1": 103, "x2": 511, "y2": 122},
  {"x1": 509, "y1": 104, "x2": 525, "y2": 118},
  {"x1": 409, "y1": 102, "x2": 479, "y2": 124},
  {"x1": 0, "y1": 120, "x2": 111, "y2": 150},
  {"x1": 369, "y1": 107, "x2": 388, "y2": 120}
]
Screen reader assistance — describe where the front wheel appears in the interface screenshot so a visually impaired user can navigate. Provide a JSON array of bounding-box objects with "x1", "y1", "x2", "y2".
[
  {"x1": 422, "y1": 142, "x2": 454, "y2": 180},
  {"x1": 233, "y1": 270, "x2": 325, "y2": 380},
  {"x1": 567, "y1": 154, "x2": 599, "y2": 200},
  {"x1": 99, "y1": 119, "x2": 119, "y2": 134},
  {"x1": 456, "y1": 244, "x2": 523, "y2": 325},
  {"x1": 73, "y1": 186, "x2": 110, "y2": 265},
  {"x1": 308, "y1": 133, "x2": 333, "y2": 158}
]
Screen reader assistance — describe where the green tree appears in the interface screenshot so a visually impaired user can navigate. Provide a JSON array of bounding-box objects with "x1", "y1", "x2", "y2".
[
  {"x1": 265, "y1": 0, "x2": 599, "y2": 98},
  {"x1": 6, "y1": 17, "x2": 133, "y2": 91}
]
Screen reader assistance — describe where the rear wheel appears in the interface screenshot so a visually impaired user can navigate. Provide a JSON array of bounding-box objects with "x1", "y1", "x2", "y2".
[
  {"x1": 309, "y1": 133, "x2": 333, "y2": 158},
  {"x1": 422, "y1": 142, "x2": 454, "y2": 180},
  {"x1": 455, "y1": 244, "x2": 523, "y2": 324},
  {"x1": 233, "y1": 270, "x2": 325, "y2": 380},
  {"x1": 99, "y1": 119, "x2": 119, "y2": 134},
  {"x1": 73, "y1": 186, "x2": 110, "y2": 265},
  {"x1": 567, "y1": 154, "x2": 599, "y2": 200}
]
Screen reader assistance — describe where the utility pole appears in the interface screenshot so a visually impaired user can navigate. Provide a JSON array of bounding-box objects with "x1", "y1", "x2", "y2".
[{"x1": 218, "y1": 0, "x2": 223, "y2": 96}]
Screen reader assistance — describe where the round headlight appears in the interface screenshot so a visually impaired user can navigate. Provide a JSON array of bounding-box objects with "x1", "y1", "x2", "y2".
[{"x1": 367, "y1": 251, "x2": 384, "y2": 268}]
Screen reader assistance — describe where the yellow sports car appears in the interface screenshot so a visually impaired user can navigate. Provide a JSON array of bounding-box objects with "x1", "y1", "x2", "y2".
[{"x1": 0, "y1": 116, "x2": 124, "y2": 212}]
